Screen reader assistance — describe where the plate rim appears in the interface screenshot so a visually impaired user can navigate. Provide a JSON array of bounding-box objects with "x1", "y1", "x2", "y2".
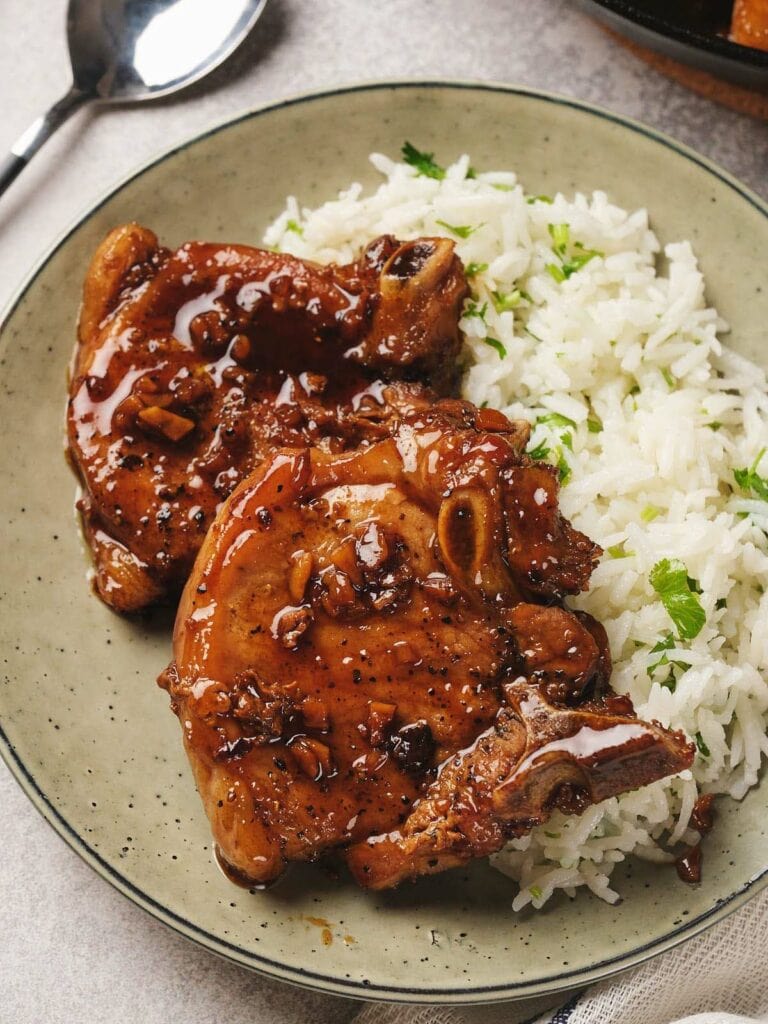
[{"x1": 1, "y1": 78, "x2": 767, "y2": 1005}]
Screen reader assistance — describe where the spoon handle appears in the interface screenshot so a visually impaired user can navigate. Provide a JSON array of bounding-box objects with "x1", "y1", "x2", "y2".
[{"x1": 0, "y1": 86, "x2": 91, "y2": 199}]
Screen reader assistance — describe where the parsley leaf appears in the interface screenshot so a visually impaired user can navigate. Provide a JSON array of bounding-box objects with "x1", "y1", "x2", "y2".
[
  {"x1": 733, "y1": 448, "x2": 768, "y2": 501},
  {"x1": 707, "y1": 421, "x2": 723, "y2": 432},
  {"x1": 401, "y1": 141, "x2": 445, "y2": 180},
  {"x1": 641, "y1": 504, "x2": 662, "y2": 523},
  {"x1": 556, "y1": 450, "x2": 571, "y2": 484},
  {"x1": 561, "y1": 248, "x2": 601, "y2": 278},
  {"x1": 463, "y1": 299, "x2": 487, "y2": 321},
  {"x1": 483, "y1": 336, "x2": 506, "y2": 359},
  {"x1": 491, "y1": 289, "x2": 523, "y2": 313},
  {"x1": 715, "y1": 597, "x2": 728, "y2": 611},
  {"x1": 695, "y1": 733, "x2": 711, "y2": 758},
  {"x1": 545, "y1": 225, "x2": 603, "y2": 281},
  {"x1": 661, "y1": 367, "x2": 676, "y2": 389},
  {"x1": 286, "y1": 219, "x2": 303, "y2": 236},
  {"x1": 529, "y1": 885, "x2": 543, "y2": 900},
  {"x1": 587, "y1": 416, "x2": 603, "y2": 434},
  {"x1": 649, "y1": 558, "x2": 706, "y2": 640},
  {"x1": 536, "y1": 412, "x2": 577, "y2": 430},
  {"x1": 527, "y1": 439, "x2": 551, "y2": 461},
  {"x1": 465, "y1": 261, "x2": 488, "y2": 276},
  {"x1": 548, "y1": 222, "x2": 570, "y2": 255},
  {"x1": 607, "y1": 544, "x2": 632, "y2": 559},
  {"x1": 535, "y1": 413, "x2": 576, "y2": 482},
  {"x1": 435, "y1": 219, "x2": 482, "y2": 239},
  {"x1": 527, "y1": 194, "x2": 553, "y2": 204},
  {"x1": 646, "y1": 632, "x2": 688, "y2": 691}
]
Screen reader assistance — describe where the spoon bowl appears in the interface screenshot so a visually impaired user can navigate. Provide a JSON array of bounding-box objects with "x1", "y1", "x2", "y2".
[
  {"x1": 68, "y1": 0, "x2": 267, "y2": 101},
  {"x1": 1, "y1": 0, "x2": 268, "y2": 197}
]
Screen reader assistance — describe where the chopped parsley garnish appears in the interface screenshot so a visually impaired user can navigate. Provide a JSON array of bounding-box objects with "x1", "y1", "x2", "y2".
[
  {"x1": 491, "y1": 289, "x2": 523, "y2": 313},
  {"x1": 641, "y1": 504, "x2": 661, "y2": 523},
  {"x1": 562, "y1": 247, "x2": 602, "y2": 278},
  {"x1": 285, "y1": 219, "x2": 303, "y2": 236},
  {"x1": 545, "y1": 224, "x2": 605, "y2": 282},
  {"x1": 546, "y1": 263, "x2": 566, "y2": 283},
  {"x1": 401, "y1": 141, "x2": 445, "y2": 180},
  {"x1": 463, "y1": 299, "x2": 487, "y2": 321},
  {"x1": 661, "y1": 367, "x2": 676, "y2": 389},
  {"x1": 466, "y1": 165, "x2": 477, "y2": 179},
  {"x1": 556, "y1": 450, "x2": 571, "y2": 484},
  {"x1": 435, "y1": 219, "x2": 482, "y2": 239},
  {"x1": 526, "y1": 437, "x2": 570, "y2": 484},
  {"x1": 525, "y1": 326, "x2": 544, "y2": 343},
  {"x1": 607, "y1": 544, "x2": 632, "y2": 559},
  {"x1": 587, "y1": 415, "x2": 603, "y2": 434},
  {"x1": 537, "y1": 411, "x2": 577, "y2": 430},
  {"x1": 707, "y1": 421, "x2": 723, "y2": 432},
  {"x1": 492, "y1": 183, "x2": 515, "y2": 192},
  {"x1": 534, "y1": 413, "x2": 575, "y2": 482},
  {"x1": 529, "y1": 885, "x2": 543, "y2": 900},
  {"x1": 527, "y1": 439, "x2": 551, "y2": 461},
  {"x1": 695, "y1": 733, "x2": 711, "y2": 758},
  {"x1": 548, "y1": 222, "x2": 570, "y2": 255},
  {"x1": 649, "y1": 632, "x2": 675, "y2": 663},
  {"x1": 649, "y1": 558, "x2": 706, "y2": 640},
  {"x1": 734, "y1": 448, "x2": 768, "y2": 501},
  {"x1": 483, "y1": 336, "x2": 506, "y2": 359},
  {"x1": 715, "y1": 597, "x2": 728, "y2": 611},
  {"x1": 527, "y1": 194, "x2": 553, "y2": 204},
  {"x1": 465, "y1": 261, "x2": 488, "y2": 276},
  {"x1": 646, "y1": 632, "x2": 688, "y2": 691}
]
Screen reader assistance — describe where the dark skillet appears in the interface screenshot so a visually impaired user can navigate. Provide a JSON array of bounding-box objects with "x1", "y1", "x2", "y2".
[{"x1": 577, "y1": 0, "x2": 768, "y2": 91}]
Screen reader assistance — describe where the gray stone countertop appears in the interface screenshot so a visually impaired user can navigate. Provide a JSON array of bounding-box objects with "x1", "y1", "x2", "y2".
[{"x1": 0, "y1": 2, "x2": 766, "y2": 1021}]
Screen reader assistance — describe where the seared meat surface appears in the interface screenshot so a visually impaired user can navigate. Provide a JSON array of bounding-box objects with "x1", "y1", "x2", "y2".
[
  {"x1": 162, "y1": 401, "x2": 694, "y2": 889},
  {"x1": 68, "y1": 225, "x2": 467, "y2": 612}
]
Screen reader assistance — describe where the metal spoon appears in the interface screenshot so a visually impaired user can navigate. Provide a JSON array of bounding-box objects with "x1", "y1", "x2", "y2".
[{"x1": 0, "y1": 0, "x2": 268, "y2": 198}]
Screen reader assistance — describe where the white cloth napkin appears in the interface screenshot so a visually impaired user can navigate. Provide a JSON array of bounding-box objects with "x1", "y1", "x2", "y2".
[{"x1": 351, "y1": 888, "x2": 768, "y2": 1024}]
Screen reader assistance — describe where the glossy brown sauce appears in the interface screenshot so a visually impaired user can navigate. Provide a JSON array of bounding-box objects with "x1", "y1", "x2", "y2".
[
  {"x1": 676, "y1": 844, "x2": 703, "y2": 884},
  {"x1": 676, "y1": 792, "x2": 716, "y2": 884},
  {"x1": 165, "y1": 400, "x2": 693, "y2": 888},
  {"x1": 691, "y1": 792, "x2": 716, "y2": 834},
  {"x1": 69, "y1": 229, "x2": 468, "y2": 612},
  {"x1": 304, "y1": 916, "x2": 334, "y2": 946}
]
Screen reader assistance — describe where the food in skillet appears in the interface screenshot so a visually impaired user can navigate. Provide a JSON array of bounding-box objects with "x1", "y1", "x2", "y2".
[
  {"x1": 67, "y1": 225, "x2": 466, "y2": 611},
  {"x1": 731, "y1": 0, "x2": 768, "y2": 48},
  {"x1": 161, "y1": 399, "x2": 694, "y2": 888}
]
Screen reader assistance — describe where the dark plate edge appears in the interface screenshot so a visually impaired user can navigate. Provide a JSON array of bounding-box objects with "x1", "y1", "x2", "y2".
[{"x1": 580, "y1": 0, "x2": 768, "y2": 66}]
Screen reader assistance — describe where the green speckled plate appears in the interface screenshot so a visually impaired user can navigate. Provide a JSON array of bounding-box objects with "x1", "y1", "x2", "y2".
[{"x1": 1, "y1": 83, "x2": 766, "y2": 1005}]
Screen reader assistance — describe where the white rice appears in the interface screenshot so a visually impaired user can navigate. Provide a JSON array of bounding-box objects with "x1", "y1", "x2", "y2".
[{"x1": 265, "y1": 150, "x2": 768, "y2": 909}]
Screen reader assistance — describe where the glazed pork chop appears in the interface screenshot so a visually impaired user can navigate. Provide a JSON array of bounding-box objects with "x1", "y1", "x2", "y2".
[
  {"x1": 161, "y1": 399, "x2": 694, "y2": 889},
  {"x1": 68, "y1": 225, "x2": 467, "y2": 612}
]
